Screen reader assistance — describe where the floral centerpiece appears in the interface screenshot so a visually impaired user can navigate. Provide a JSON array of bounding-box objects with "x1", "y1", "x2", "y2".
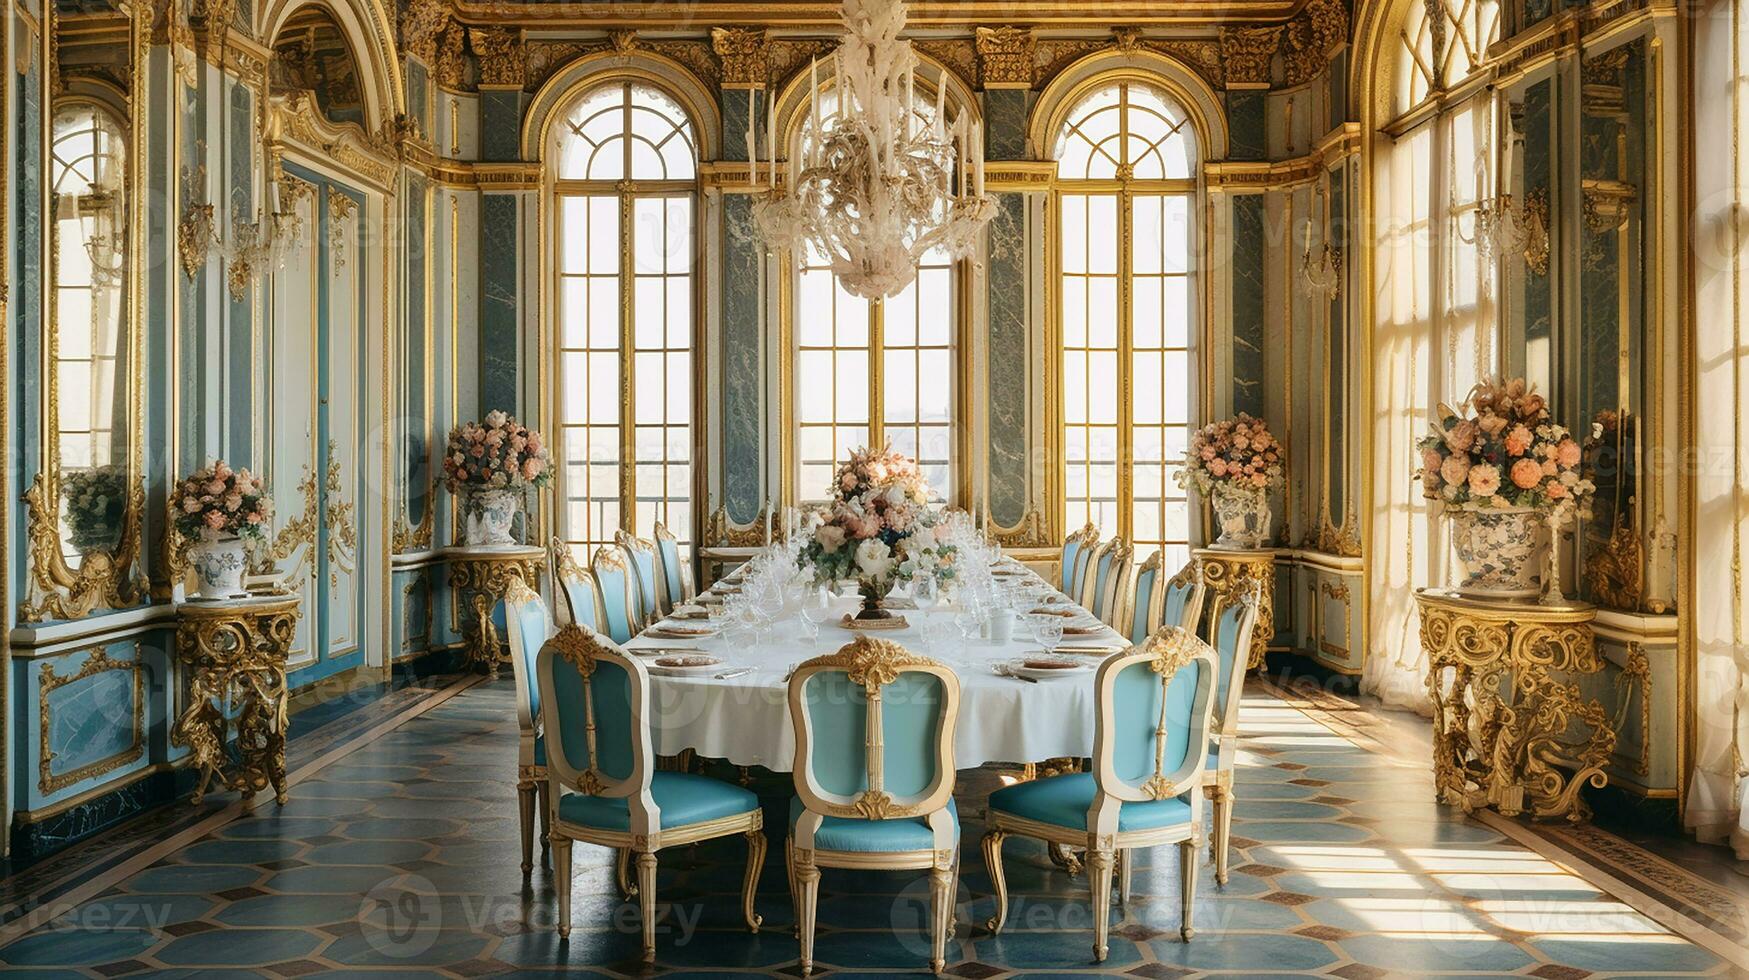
[
  {"x1": 442, "y1": 411, "x2": 551, "y2": 547},
  {"x1": 1176, "y1": 413, "x2": 1284, "y2": 549},
  {"x1": 64, "y1": 464, "x2": 129, "y2": 556},
  {"x1": 1416, "y1": 376, "x2": 1595, "y2": 599},
  {"x1": 798, "y1": 445, "x2": 957, "y2": 619},
  {"x1": 170, "y1": 460, "x2": 272, "y2": 598}
]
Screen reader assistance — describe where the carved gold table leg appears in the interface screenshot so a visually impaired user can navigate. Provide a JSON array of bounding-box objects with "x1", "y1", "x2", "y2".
[
  {"x1": 443, "y1": 547, "x2": 545, "y2": 678},
  {"x1": 1415, "y1": 590, "x2": 1614, "y2": 824},
  {"x1": 172, "y1": 595, "x2": 300, "y2": 807}
]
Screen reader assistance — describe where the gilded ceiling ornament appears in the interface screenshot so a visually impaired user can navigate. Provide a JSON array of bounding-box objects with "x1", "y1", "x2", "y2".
[
  {"x1": 1281, "y1": 0, "x2": 1348, "y2": 87},
  {"x1": 469, "y1": 26, "x2": 526, "y2": 87},
  {"x1": 526, "y1": 40, "x2": 610, "y2": 91},
  {"x1": 399, "y1": 0, "x2": 452, "y2": 65},
  {"x1": 910, "y1": 38, "x2": 977, "y2": 94},
  {"x1": 1219, "y1": 25, "x2": 1283, "y2": 88},
  {"x1": 710, "y1": 27, "x2": 768, "y2": 87},
  {"x1": 609, "y1": 29, "x2": 638, "y2": 54},
  {"x1": 434, "y1": 23, "x2": 468, "y2": 89},
  {"x1": 1034, "y1": 31, "x2": 1225, "y2": 95},
  {"x1": 973, "y1": 26, "x2": 1035, "y2": 88}
]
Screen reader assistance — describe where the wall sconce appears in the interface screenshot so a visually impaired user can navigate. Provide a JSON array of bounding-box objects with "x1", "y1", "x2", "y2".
[
  {"x1": 178, "y1": 147, "x2": 215, "y2": 281},
  {"x1": 1300, "y1": 192, "x2": 1342, "y2": 300},
  {"x1": 222, "y1": 175, "x2": 311, "y2": 299},
  {"x1": 1582, "y1": 179, "x2": 1637, "y2": 235}
]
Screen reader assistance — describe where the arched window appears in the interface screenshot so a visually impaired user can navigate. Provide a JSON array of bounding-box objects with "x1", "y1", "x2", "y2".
[
  {"x1": 790, "y1": 86, "x2": 959, "y2": 504},
  {"x1": 552, "y1": 81, "x2": 698, "y2": 557},
  {"x1": 1054, "y1": 79, "x2": 1198, "y2": 568}
]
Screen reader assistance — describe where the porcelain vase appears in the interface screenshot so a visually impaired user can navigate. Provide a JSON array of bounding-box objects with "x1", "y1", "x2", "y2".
[
  {"x1": 461, "y1": 487, "x2": 519, "y2": 547},
  {"x1": 189, "y1": 534, "x2": 248, "y2": 599},
  {"x1": 1211, "y1": 486, "x2": 1272, "y2": 550},
  {"x1": 1448, "y1": 506, "x2": 1549, "y2": 600}
]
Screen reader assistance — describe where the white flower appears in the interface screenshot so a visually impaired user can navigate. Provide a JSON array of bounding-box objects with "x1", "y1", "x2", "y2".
[{"x1": 854, "y1": 538, "x2": 894, "y2": 580}]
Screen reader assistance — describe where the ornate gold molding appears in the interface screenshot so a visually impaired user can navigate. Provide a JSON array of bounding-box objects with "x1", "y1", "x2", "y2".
[
  {"x1": 1280, "y1": 0, "x2": 1348, "y2": 87},
  {"x1": 1194, "y1": 548, "x2": 1275, "y2": 670},
  {"x1": 20, "y1": 470, "x2": 146, "y2": 622},
  {"x1": 973, "y1": 27, "x2": 1034, "y2": 89},
  {"x1": 985, "y1": 508, "x2": 1052, "y2": 548},
  {"x1": 265, "y1": 92, "x2": 397, "y2": 192},
  {"x1": 1035, "y1": 29, "x2": 1226, "y2": 93},
  {"x1": 38, "y1": 644, "x2": 145, "y2": 794},
  {"x1": 399, "y1": 0, "x2": 451, "y2": 65},
  {"x1": 1219, "y1": 26, "x2": 1282, "y2": 88},
  {"x1": 1586, "y1": 515, "x2": 1644, "y2": 611},
  {"x1": 710, "y1": 27, "x2": 768, "y2": 87},
  {"x1": 173, "y1": 595, "x2": 302, "y2": 805},
  {"x1": 705, "y1": 503, "x2": 770, "y2": 548},
  {"x1": 469, "y1": 26, "x2": 526, "y2": 88}
]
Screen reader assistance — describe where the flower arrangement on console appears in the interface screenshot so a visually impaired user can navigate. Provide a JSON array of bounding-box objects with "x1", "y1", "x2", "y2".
[
  {"x1": 1415, "y1": 376, "x2": 1595, "y2": 599},
  {"x1": 64, "y1": 464, "x2": 129, "y2": 554},
  {"x1": 1176, "y1": 413, "x2": 1284, "y2": 549},
  {"x1": 170, "y1": 460, "x2": 272, "y2": 599},
  {"x1": 798, "y1": 444, "x2": 957, "y2": 618},
  {"x1": 442, "y1": 410, "x2": 551, "y2": 547}
]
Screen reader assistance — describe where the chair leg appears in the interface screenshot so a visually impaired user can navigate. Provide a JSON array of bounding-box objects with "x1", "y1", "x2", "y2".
[
  {"x1": 536, "y1": 780, "x2": 551, "y2": 855},
  {"x1": 553, "y1": 835, "x2": 573, "y2": 938},
  {"x1": 981, "y1": 831, "x2": 1009, "y2": 934},
  {"x1": 929, "y1": 864, "x2": 952, "y2": 975},
  {"x1": 1178, "y1": 838, "x2": 1199, "y2": 941},
  {"x1": 1087, "y1": 847, "x2": 1115, "y2": 963},
  {"x1": 516, "y1": 781, "x2": 536, "y2": 874},
  {"x1": 1117, "y1": 847, "x2": 1133, "y2": 906},
  {"x1": 616, "y1": 847, "x2": 637, "y2": 900},
  {"x1": 1212, "y1": 784, "x2": 1235, "y2": 885},
  {"x1": 741, "y1": 829, "x2": 766, "y2": 933},
  {"x1": 636, "y1": 850, "x2": 659, "y2": 962},
  {"x1": 796, "y1": 854, "x2": 821, "y2": 976},
  {"x1": 784, "y1": 838, "x2": 799, "y2": 936}
]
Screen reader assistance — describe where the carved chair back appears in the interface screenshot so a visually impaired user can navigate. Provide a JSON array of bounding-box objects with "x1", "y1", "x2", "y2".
[
  {"x1": 1088, "y1": 625, "x2": 1219, "y2": 834},
  {"x1": 536, "y1": 624, "x2": 660, "y2": 831},
  {"x1": 591, "y1": 545, "x2": 642, "y2": 642},
  {"x1": 550, "y1": 536, "x2": 603, "y2": 632}
]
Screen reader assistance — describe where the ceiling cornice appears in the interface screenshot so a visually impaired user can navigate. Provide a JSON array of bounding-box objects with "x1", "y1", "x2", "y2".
[{"x1": 447, "y1": 0, "x2": 1313, "y2": 30}]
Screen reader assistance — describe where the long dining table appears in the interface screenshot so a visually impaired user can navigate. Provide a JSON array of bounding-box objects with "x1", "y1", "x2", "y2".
[{"x1": 622, "y1": 560, "x2": 1129, "y2": 771}]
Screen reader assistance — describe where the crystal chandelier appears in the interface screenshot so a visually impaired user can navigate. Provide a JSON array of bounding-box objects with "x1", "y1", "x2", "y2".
[
  {"x1": 1455, "y1": 120, "x2": 1551, "y2": 277},
  {"x1": 751, "y1": 0, "x2": 995, "y2": 299}
]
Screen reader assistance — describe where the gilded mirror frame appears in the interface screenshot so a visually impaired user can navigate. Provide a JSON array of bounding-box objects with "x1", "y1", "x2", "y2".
[{"x1": 20, "y1": 2, "x2": 146, "y2": 623}]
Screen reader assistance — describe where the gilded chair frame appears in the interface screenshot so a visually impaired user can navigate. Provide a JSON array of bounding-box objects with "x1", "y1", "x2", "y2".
[
  {"x1": 983, "y1": 626, "x2": 1218, "y2": 961},
  {"x1": 1204, "y1": 581, "x2": 1262, "y2": 884},
  {"x1": 538, "y1": 624, "x2": 764, "y2": 958},
  {"x1": 616, "y1": 529, "x2": 663, "y2": 623},
  {"x1": 1089, "y1": 538, "x2": 1134, "y2": 629},
  {"x1": 1119, "y1": 549, "x2": 1166, "y2": 643},
  {"x1": 591, "y1": 544, "x2": 645, "y2": 638},
  {"x1": 1059, "y1": 521, "x2": 1098, "y2": 595},
  {"x1": 651, "y1": 519, "x2": 695, "y2": 612},
  {"x1": 549, "y1": 536, "x2": 603, "y2": 629},
  {"x1": 786, "y1": 637, "x2": 961, "y2": 975},
  {"x1": 1076, "y1": 536, "x2": 1118, "y2": 611},
  {"x1": 1164, "y1": 560, "x2": 1208, "y2": 633},
  {"x1": 500, "y1": 580, "x2": 552, "y2": 874}
]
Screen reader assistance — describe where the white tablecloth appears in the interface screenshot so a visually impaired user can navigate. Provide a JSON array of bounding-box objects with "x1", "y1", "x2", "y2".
[{"x1": 625, "y1": 575, "x2": 1126, "y2": 770}]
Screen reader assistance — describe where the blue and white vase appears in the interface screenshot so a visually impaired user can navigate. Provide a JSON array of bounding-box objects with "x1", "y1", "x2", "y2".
[
  {"x1": 461, "y1": 487, "x2": 519, "y2": 547},
  {"x1": 189, "y1": 533, "x2": 248, "y2": 599},
  {"x1": 1448, "y1": 506, "x2": 1549, "y2": 600}
]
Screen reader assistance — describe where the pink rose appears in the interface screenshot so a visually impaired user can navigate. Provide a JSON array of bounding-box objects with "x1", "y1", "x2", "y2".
[
  {"x1": 1209, "y1": 459, "x2": 1228, "y2": 477},
  {"x1": 1510, "y1": 458, "x2": 1543, "y2": 490},
  {"x1": 1440, "y1": 455, "x2": 1471, "y2": 486},
  {"x1": 1445, "y1": 421, "x2": 1478, "y2": 453},
  {"x1": 1546, "y1": 482, "x2": 1568, "y2": 500},
  {"x1": 1505, "y1": 425, "x2": 1533, "y2": 457},
  {"x1": 182, "y1": 497, "x2": 202, "y2": 513},
  {"x1": 1467, "y1": 464, "x2": 1501, "y2": 497},
  {"x1": 1421, "y1": 449, "x2": 1442, "y2": 475},
  {"x1": 203, "y1": 510, "x2": 227, "y2": 529},
  {"x1": 1556, "y1": 439, "x2": 1581, "y2": 468}
]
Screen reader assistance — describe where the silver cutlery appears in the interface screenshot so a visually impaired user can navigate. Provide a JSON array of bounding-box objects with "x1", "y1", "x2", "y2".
[
  {"x1": 994, "y1": 663, "x2": 1038, "y2": 684},
  {"x1": 714, "y1": 667, "x2": 755, "y2": 680}
]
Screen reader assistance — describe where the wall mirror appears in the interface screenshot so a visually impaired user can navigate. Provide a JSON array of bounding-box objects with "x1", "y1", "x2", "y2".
[{"x1": 22, "y1": 5, "x2": 145, "y2": 622}]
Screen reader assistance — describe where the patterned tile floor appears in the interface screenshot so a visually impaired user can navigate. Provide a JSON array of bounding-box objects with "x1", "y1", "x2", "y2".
[{"x1": 3, "y1": 678, "x2": 1740, "y2": 978}]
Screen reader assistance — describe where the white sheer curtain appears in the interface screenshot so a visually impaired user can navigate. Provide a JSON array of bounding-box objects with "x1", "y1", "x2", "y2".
[
  {"x1": 1688, "y1": 0, "x2": 1749, "y2": 860},
  {"x1": 1364, "y1": 92, "x2": 1500, "y2": 713}
]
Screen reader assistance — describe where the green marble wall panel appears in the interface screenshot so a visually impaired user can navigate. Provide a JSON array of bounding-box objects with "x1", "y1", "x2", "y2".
[
  {"x1": 986, "y1": 192, "x2": 1028, "y2": 526},
  {"x1": 480, "y1": 89, "x2": 522, "y2": 162},
  {"x1": 177, "y1": 79, "x2": 206, "y2": 472},
  {"x1": 1226, "y1": 92, "x2": 1266, "y2": 162},
  {"x1": 408, "y1": 60, "x2": 432, "y2": 141},
  {"x1": 720, "y1": 192, "x2": 763, "y2": 523},
  {"x1": 722, "y1": 89, "x2": 752, "y2": 162},
  {"x1": 1325, "y1": 165, "x2": 1349, "y2": 526},
  {"x1": 1522, "y1": 78, "x2": 1554, "y2": 383},
  {"x1": 14, "y1": 58, "x2": 44, "y2": 594},
  {"x1": 1327, "y1": 50, "x2": 1348, "y2": 130},
  {"x1": 1230, "y1": 194, "x2": 1267, "y2": 418},
  {"x1": 406, "y1": 172, "x2": 431, "y2": 529},
  {"x1": 985, "y1": 90, "x2": 1028, "y2": 161},
  {"x1": 479, "y1": 193, "x2": 520, "y2": 415}
]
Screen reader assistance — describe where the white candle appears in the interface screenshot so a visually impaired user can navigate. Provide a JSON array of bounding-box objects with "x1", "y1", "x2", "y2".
[
  {"x1": 972, "y1": 121, "x2": 983, "y2": 196},
  {"x1": 905, "y1": 68, "x2": 914, "y2": 138},
  {"x1": 934, "y1": 81, "x2": 945, "y2": 137},
  {"x1": 810, "y1": 57, "x2": 820, "y2": 136},
  {"x1": 767, "y1": 88, "x2": 777, "y2": 188}
]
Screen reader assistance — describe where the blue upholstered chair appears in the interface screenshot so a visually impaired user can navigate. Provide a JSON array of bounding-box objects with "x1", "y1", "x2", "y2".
[
  {"x1": 617, "y1": 531, "x2": 663, "y2": 625},
  {"x1": 501, "y1": 581, "x2": 553, "y2": 875},
  {"x1": 590, "y1": 545, "x2": 642, "y2": 642},
  {"x1": 537, "y1": 624, "x2": 765, "y2": 959},
  {"x1": 1162, "y1": 561, "x2": 1208, "y2": 633},
  {"x1": 787, "y1": 637, "x2": 961, "y2": 976},
  {"x1": 983, "y1": 625, "x2": 1219, "y2": 962},
  {"x1": 1124, "y1": 551, "x2": 1167, "y2": 646},
  {"x1": 652, "y1": 520, "x2": 695, "y2": 614},
  {"x1": 1204, "y1": 582, "x2": 1262, "y2": 885},
  {"x1": 550, "y1": 536, "x2": 602, "y2": 632},
  {"x1": 1085, "y1": 538, "x2": 1133, "y2": 630},
  {"x1": 1059, "y1": 522, "x2": 1098, "y2": 595}
]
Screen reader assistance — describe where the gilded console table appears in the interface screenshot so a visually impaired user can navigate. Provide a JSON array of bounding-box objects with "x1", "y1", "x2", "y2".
[
  {"x1": 1193, "y1": 547, "x2": 1274, "y2": 670},
  {"x1": 442, "y1": 545, "x2": 545, "y2": 676},
  {"x1": 172, "y1": 594, "x2": 302, "y2": 806},
  {"x1": 1414, "y1": 590, "x2": 1614, "y2": 823}
]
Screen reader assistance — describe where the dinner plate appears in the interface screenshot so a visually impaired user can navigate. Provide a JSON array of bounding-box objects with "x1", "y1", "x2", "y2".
[
  {"x1": 629, "y1": 645, "x2": 701, "y2": 659},
  {"x1": 647, "y1": 654, "x2": 723, "y2": 676},
  {"x1": 1063, "y1": 623, "x2": 1110, "y2": 636},
  {"x1": 1007, "y1": 658, "x2": 1091, "y2": 680},
  {"x1": 670, "y1": 604, "x2": 709, "y2": 619}
]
